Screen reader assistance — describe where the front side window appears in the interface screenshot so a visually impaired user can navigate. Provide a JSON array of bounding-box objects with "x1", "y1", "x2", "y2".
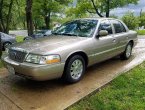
[
  {"x1": 98, "y1": 20, "x2": 113, "y2": 35},
  {"x1": 111, "y1": 20, "x2": 126, "y2": 33},
  {"x1": 52, "y1": 20, "x2": 98, "y2": 37}
]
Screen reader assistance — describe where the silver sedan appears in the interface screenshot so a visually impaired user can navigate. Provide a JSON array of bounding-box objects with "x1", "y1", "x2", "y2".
[
  {"x1": 0, "y1": 32, "x2": 16, "y2": 50},
  {"x1": 2, "y1": 18, "x2": 138, "y2": 83}
]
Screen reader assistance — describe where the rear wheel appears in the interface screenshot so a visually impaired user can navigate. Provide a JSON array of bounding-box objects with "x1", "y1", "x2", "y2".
[
  {"x1": 63, "y1": 55, "x2": 86, "y2": 83},
  {"x1": 120, "y1": 42, "x2": 133, "y2": 60},
  {"x1": 23, "y1": 37, "x2": 32, "y2": 41}
]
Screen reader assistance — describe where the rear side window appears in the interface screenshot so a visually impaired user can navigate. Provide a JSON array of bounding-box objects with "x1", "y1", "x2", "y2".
[
  {"x1": 111, "y1": 20, "x2": 126, "y2": 33},
  {"x1": 98, "y1": 20, "x2": 113, "y2": 35}
]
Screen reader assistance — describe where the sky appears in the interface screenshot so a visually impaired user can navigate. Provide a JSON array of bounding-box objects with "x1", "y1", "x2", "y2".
[
  {"x1": 73, "y1": 0, "x2": 145, "y2": 17},
  {"x1": 111, "y1": 0, "x2": 145, "y2": 17}
]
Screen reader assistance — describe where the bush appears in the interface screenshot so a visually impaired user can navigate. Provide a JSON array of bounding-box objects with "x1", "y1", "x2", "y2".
[
  {"x1": 122, "y1": 12, "x2": 140, "y2": 30},
  {"x1": 136, "y1": 30, "x2": 145, "y2": 35},
  {"x1": 139, "y1": 12, "x2": 145, "y2": 27}
]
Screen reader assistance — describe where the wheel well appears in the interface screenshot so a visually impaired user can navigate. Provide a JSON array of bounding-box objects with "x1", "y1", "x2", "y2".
[
  {"x1": 65, "y1": 52, "x2": 89, "y2": 67},
  {"x1": 3, "y1": 41, "x2": 12, "y2": 45},
  {"x1": 129, "y1": 40, "x2": 134, "y2": 47}
]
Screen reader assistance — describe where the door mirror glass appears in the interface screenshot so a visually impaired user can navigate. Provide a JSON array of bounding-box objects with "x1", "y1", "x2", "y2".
[{"x1": 99, "y1": 30, "x2": 108, "y2": 37}]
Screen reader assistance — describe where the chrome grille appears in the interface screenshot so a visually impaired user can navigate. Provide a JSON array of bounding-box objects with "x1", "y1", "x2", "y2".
[{"x1": 8, "y1": 49, "x2": 27, "y2": 63}]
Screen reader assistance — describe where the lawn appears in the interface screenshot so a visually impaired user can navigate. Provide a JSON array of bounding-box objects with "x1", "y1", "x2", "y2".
[
  {"x1": 137, "y1": 30, "x2": 145, "y2": 35},
  {"x1": 16, "y1": 36, "x2": 25, "y2": 43},
  {"x1": 69, "y1": 62, "x2": 145, "y2": 110}
]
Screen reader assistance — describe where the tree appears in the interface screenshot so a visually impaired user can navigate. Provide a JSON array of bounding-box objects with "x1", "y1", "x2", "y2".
[
  {"x1": 139, "y1": 11, "x2": 145, "y2": 27},
  {"x1": 10, "y1": 0, "x2": 26, "y2": 30},
  {"x1": 26, "y1": 0, "x2": 33, "y2": 36},
  {"x1": 33, "y1": 0, "x2": 70, "y2": 29},
  {"x1": 0, "y1": 34, "x2": 2, "y2": 58},
  {"x1": 122, "y1": 12, "x2": 140, "y2": 30},
  {"x1": 68, "y1": 0, "x2": 139, "y2": 17},
  {"x1": 0, "y1": 0, "x2": 14, "y2": 33}
]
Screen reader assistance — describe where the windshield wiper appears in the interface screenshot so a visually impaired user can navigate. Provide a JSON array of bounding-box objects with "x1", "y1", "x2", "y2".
[
  {"x1": 52, "y1": 32, "x2": 61, "y2": 35},
  {"x1": 52, "y1": 32, "x2": 79, "y2": 37},
  {"x1": 61, "y1": 33, "x2": 78, "y2": 37}
]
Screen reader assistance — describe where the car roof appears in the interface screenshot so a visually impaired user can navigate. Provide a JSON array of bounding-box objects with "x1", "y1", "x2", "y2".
[{"x1": 77, "y1": 17, "x2": 118, "y2": 21}]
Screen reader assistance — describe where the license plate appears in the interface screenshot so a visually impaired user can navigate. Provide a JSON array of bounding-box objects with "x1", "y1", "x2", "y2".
[{"x1": 7, "y1": 65, "x2": 15, "y2": 75}]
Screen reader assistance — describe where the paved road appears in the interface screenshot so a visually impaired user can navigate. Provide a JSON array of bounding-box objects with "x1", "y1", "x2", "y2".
[
  {"x1": 9, "y1": 30, "x2": 28, "y2": 37},
  {"x1": 0, "y1": 37, "x2": 145, "y2": 110}
]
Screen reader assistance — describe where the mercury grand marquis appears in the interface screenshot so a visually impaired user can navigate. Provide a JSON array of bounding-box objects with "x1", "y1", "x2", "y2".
[{"x1": 2, "y1": 18, "x2": 138, "y2": 83}]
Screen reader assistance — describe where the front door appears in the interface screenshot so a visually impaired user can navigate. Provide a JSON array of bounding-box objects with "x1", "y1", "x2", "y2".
[{"x1": 90, "y1": 20, "x2": 117, "y2": 65}]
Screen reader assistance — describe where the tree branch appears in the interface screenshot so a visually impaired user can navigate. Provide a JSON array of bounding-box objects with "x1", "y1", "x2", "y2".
[
  {"x1": 86, "y1": 9, "x2": 96, "y2": 13},
  {"x1": 90, "y1": 0, "x2": 104, "y2": 17}
]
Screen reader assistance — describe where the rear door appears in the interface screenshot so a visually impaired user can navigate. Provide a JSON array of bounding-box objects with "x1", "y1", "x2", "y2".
[{"x1": 110, "y1": 20, "x2": 129, "y2": 54}]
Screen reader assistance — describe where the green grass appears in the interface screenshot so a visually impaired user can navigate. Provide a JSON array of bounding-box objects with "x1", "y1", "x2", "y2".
[
  {"x1": 16, "y1": 36, "x2": 25, "y2": 43},
  {"x1": 69, "y1": 62, "x2": 145, "y2": 110},
  {"x1": 137, "y1": 30, "x2": 145, "y2": 35}
]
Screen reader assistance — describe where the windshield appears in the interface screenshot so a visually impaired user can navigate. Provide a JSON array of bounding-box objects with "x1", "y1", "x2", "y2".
[{"x1": 52, "y1": 19, "x2": 98, "y2": 37}]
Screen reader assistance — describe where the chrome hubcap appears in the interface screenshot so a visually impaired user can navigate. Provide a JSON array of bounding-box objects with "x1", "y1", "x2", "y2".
[
  {"x1": 126, "y1": 44, "x2": 132, "y2": 58},
  {"x1": 70, "y1": 59, "x2": 83, "y2": 80}
]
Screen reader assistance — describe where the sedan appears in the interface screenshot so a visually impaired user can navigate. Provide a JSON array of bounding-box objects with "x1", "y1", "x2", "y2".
[
  {"x1": 23, "y1": 30, "x2": 52, "y2": 41},
  {"x1": 2, "y1": 18, "x2": 138, "y2": 83},
  {"x1": 0, "y1": 32, "x2": 16, "y2": 50}
]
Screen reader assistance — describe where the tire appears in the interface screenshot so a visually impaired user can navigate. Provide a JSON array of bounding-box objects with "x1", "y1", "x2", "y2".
[
  {"x1": 3, "y1": 42, "x2": 11, "y2": 50},
  {"x1": 62, "y1": 55, "x2": 86, "y2": 83},
  {"x1": 120, "y1": 42, "x2": 133, "y2": 60},
  {"x1": 23, "y1": 37, "x2": 32, "y2": 41}
]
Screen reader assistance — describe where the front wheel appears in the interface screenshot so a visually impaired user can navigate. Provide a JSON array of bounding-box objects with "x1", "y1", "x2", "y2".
[
  {"x1": 63, "y1": 55, "x2": 86, "y2": 83},
  {"x1": 120, "y1": 42, "x2": 133, "y2": 60},
  {"x1": 3, "y1": 42, "x2": 12, "y2": 50}
]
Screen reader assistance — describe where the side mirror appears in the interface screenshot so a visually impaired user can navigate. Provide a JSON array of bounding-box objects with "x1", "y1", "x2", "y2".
[{"x1": 98, "y1": 30, "x2": 108, "y2": 37}]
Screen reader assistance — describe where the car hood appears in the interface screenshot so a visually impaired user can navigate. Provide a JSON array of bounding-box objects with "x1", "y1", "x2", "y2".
[{"x1": 11, "y1": 35, "x2": 88, "y2": 55}]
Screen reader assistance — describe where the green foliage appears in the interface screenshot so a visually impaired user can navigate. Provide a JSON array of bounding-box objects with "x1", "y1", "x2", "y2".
[
  {"x1": 122, "y1": 12, "x2": 140, "y2": 30},
  {"x1": 0, "y1": 0, "x2": 14, "y2": 33},
  {"x1": 1, "y1": 0, "x2": 144, "y2": 32},
  {"x1": 139, "y1": 12, "x2": 145, "y2": 27},
  {"x1": 32, "y1": 0, "x2": 71, "y2": 29},
  {"x1": 10, "y1": 0, "x2": 26, "y2": 30},
  {"x1": 137, "y1": 30, "x2": 145, "y2": 35},
  {"x1": 67, "y1": 0, "x2": 139, "y2": 17},
  {"x1": 69, "y1": 62, "x2": 145, "y2": 110}
]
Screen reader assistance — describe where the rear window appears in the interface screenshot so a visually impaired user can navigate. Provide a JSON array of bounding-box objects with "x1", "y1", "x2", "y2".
[{"x1": 110, "y1": 20, "x2": 126, "y2": 33}]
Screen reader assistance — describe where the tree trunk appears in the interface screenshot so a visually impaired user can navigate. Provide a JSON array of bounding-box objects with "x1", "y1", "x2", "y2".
[
  {"x1": 0, "y1": 0, "x2": 14, "y2": 34},
  {"x1": 5, "y1": 0, "x2": 14, "y2": 34},
  {"x1": 90, "y1": 0, "x2": 104, "y2": 17},
  {"x1": 26, "y1": 0, "x2": 33, "y2": 36},
  {"x1": 0, "y1": 34, "x2": 2, "y2": 58},
  {"x1": 0, "y1": 0, "x2": 4, "y2": 32},
  {"x1": 106, "y1": 0, "x2": 110, "y2": 17},
  {"x1": 44, "y1": 12, "x2": 51, "y2": 29}
]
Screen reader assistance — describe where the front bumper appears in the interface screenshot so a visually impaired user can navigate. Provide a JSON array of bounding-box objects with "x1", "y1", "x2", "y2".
[{"x1": 2, "y1": 56, "x2": 65, "y2": 81}]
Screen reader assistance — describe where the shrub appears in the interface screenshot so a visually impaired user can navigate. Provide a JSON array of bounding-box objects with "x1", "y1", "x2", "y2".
[{"x1": 122, "y1": 12, "x2": 140, "y2": 30}]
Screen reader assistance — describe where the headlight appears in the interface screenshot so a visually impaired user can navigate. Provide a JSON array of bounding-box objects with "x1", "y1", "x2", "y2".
[{"x1": 25, "y1": 54, "x2": 61, "y2": 64}]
